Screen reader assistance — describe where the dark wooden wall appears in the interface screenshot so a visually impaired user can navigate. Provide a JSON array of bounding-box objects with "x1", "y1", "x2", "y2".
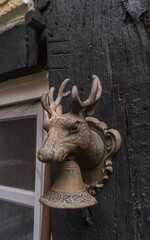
[{"x1": 42, "y1": 0, "x2": 150, "y2": 239}]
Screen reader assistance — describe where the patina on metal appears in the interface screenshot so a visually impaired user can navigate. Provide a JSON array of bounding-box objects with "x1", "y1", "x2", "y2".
[
  {"x1": 38, "y1": 74, "x2": 121, "y2": 208},
  {"x1": 40, "y1": 160, "x2": 97, "y2": 209}
]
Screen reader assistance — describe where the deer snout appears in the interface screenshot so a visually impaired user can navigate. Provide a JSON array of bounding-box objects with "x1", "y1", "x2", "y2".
[
  {"x1": 37, "y1": 134, "x2": 69, "y2": 163},
  {"x1": 37, "y1": 146, "x2": 54, "y2": 163},
  {"x1": 38, "y1": 146, "x2": 69, "y2": 163}
]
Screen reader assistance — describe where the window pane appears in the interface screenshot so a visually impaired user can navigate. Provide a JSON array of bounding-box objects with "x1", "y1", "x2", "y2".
[
  {"x1": 0, "y1": 118, "x2": 36, "y2": 191},
  {"x1": 0, "y1": 200, "x2": 34, "y2": 240}
]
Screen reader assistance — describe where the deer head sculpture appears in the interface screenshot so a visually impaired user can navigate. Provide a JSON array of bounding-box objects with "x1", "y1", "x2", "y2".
[
  {"x1": 38, "y1": 75, "x2": 103, "y2": 166},
  {"x1": 38, "y1": 75, "x2": 121, "y2": 199}
]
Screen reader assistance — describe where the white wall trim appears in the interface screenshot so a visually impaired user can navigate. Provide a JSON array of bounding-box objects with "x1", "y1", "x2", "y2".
[{"x1": 0, "y1": 71, "x2": 49, "y2": 107}]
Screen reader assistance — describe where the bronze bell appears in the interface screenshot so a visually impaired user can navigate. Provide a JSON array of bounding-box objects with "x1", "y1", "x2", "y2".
[{"x1": 40, "y1": 160, "x2": 97, "y2": 209}]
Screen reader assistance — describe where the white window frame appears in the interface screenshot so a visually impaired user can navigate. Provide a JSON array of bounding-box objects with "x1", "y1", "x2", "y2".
[{"x1": 0, "y1": 71, "x2": 49, "y2": 240}]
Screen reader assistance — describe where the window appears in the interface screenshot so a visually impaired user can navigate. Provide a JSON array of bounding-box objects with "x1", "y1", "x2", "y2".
[{"x1": 0, "y1": 71, "x2": 49, "y2": 240}]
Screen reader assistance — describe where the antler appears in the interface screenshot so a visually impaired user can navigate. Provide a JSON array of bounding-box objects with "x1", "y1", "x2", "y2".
[
  {"x1": 41, "y1": 78, "x2": 70, "y2": 116},
  {"x1": 71, "y1": 75, "x2": 102, "y2": 116}
]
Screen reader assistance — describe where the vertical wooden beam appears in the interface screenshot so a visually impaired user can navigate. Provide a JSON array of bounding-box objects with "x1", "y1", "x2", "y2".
[{"x1": 41, "y1": 163, "x2": 51, "y2": 240}]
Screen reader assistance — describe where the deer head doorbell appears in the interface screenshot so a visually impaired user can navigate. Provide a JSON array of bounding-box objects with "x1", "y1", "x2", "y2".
[{"x1": 38, "y1": 75, "x2": 121, "y2": 209}]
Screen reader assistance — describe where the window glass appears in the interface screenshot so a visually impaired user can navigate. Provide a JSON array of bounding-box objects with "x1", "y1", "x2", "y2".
[
  {"x1": 0, "y1": 200, "x2": 34, "y2": 240},
  {"x1": 0, "y1": 118, "x2": 36, "y2": 191}
]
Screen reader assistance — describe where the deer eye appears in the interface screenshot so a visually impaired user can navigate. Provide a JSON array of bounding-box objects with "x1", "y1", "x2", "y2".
[{"x1": 70, "y1": 121, "x2": 80, "y2": 133}]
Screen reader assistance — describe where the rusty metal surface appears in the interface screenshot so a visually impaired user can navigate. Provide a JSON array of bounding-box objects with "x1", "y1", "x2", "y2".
[
  {"x1": 38, "y1": 75, "x2": 121, "y2": 208},
  {"x1": 40, "y1": 160, "x2": 97, "y2": 209}
]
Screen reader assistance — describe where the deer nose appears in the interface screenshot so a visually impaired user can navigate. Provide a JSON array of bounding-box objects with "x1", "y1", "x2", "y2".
[{"x1": 37, "y1": 147, "x2": 54, "y2": 163}]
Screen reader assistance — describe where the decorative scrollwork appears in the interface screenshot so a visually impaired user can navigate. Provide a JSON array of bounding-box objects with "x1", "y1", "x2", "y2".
[
  {"x1": 40, "y1": 189, "x2": 97, "y2": 209},
  {"x1": 85, "y1": 117, "x2": 121, "y2": 196}
]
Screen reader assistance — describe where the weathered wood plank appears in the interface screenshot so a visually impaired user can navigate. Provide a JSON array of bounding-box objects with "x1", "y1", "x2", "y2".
[{"x1": 0, "y1": 24, "x2": 41, "y2": 81}]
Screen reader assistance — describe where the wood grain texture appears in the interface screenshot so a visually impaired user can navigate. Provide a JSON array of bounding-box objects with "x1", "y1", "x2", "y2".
[
  {"x1": 0, "y1": 24, "x2": 41, "y2": 81},
  {"x1": 43, "y1": 0, "x2": 150, "y2": 239}
]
